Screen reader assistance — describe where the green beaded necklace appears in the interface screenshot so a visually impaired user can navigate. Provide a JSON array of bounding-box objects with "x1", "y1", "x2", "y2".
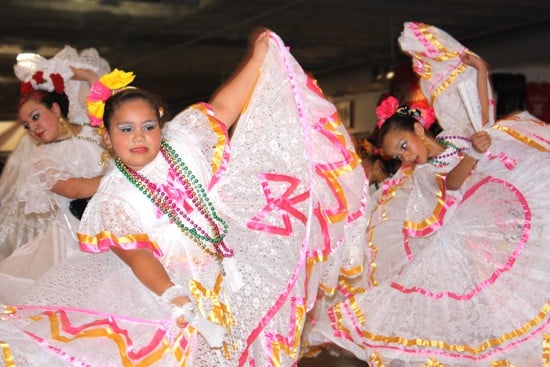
[
  {"x1": 115, "y1": 140, "x2": 232, "y2": 264},
  {"x1": 426, "y1": 138, "x2": 466, "y2": 166}
]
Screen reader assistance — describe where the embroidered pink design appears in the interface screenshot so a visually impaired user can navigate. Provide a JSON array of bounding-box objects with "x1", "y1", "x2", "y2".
[{"x1": 246, "y1": 173, "x2": 309, "y2": 236}]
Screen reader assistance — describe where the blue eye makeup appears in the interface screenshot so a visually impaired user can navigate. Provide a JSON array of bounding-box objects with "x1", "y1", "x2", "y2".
[
  {"x1": 143, "y1": 121, "x2": 158, "y2": 131},
  {"x1": 118, "y1": 123, "x2": 134, "y2": 133}
]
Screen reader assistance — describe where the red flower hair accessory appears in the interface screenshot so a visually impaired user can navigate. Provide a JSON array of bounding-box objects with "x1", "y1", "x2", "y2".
[
  {"x1": 20, "y1": 71, "x2": 65, "y2": 96},
  {"x1": 375, "y1": 95, "x2": 399, "y2": 128},
  {"x1": 410, "y1": 100, "x2": 436, "y2": 129}
]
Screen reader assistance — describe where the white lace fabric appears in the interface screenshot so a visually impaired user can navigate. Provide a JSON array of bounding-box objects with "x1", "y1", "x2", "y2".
[
  {"x1": 0, "y1": 135, "x2": 54, "y2": 259},
  {"x1": 2, "y1": 33, "x2": 369, "y2": 367},
  {"x1": 0, "y1": 125, "x2": 107, "y2": 302},
  {"x1": 398, "y1": 21, "x2": 495, "y2": 131},
  {"x1": 19, "y1": 125, "x2": 104, "y2": 214},
  {"x1": 308, "y1": 23, "x2": 550, "y2": 366},
  {"x1": 14, "y1": 45, "x2": 111, "y2": 125}
]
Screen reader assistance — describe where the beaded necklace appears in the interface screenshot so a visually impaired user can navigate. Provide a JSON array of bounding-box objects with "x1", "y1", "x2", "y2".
[
  {"x1": 115, "y1": 140, "x2": 233, "y2": 268},
  {"x1": 45, "y1": 134, "x2": 102, "y2": 147},
  {"x1": 426, "y1": 136, "x2": 468, "y2": 166}
]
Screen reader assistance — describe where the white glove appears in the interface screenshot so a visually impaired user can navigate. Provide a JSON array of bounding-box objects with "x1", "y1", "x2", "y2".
[
  {"x1": 160, "y1": 284, "x2": 227, "y2": 348},
  {"x1": 171, "y1": 303, "x2": 227, "y2": 348}
]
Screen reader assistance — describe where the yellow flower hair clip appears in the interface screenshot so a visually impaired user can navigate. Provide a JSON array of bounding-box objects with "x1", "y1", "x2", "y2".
[{"x1": 87, "y1": 69, "x2": 135, "y2": 129}]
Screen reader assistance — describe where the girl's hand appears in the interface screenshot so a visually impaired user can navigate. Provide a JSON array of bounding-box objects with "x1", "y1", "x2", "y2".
[
  {"x1": 176, "y1": 314, "x2": 186, "y2": 328},
  {"x1": 250, "y1": 28, "x2": 270, "y2": 62},
  {"x1": 471, "y1": 131, "x2": 491, "y2": 153},
  {"x1": 171, "y1": 295, "x2": 191, "y2": 328}
]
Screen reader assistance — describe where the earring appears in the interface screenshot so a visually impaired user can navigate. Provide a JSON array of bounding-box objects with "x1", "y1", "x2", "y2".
[
  {"x1": 420, "y1": 135, "x2": 431, "y2": 155},
  {"x1": 99, "y1": 144, "x2": 113, "y2": 166},
  {"x1": 58, "y1": 117, "x2": 69, "y2": 136}
]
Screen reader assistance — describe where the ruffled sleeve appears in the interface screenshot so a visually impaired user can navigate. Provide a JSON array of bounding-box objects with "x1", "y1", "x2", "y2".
[
  {"x1": 77, "y1": 177, "x2": 162, "y2": 257},
  {"x1": 162, "y1": 104, "x2": 230, "y2": 189},
  {"x1": 19, "y1": 128, "x2": 106, "y2": 214},
  {"x1": 14, "y1": 45, "x2": 111, "y2": 125},
  {"x1": 398, "y1": 22, "x2": 495, "y2": 131},
  {"x1": 52, "y1": 46, "x2": 111, "y2": 124},
  {"x1": 402, "y1": 163, "x2": 461, "y2": 238}
]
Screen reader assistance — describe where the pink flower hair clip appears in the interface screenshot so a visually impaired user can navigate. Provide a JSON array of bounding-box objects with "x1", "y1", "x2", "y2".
[
  {"x1": 376, "y1": 95, "x2": 436, "y2": 130},
  {"x1": 375, "y1": 96, "x2": 400, "y2": 128},
  {"x1": 409, "y1": 100, "x2": 436, "y2": 129}
]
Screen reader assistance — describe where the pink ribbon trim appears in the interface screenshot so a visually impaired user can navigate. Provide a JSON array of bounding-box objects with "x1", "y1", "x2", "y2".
[
  {"x1": 78, "y1": 231, "x2": 164, "y2": 258},
  {"x1": 393, "y1": 177, "x2": 530, "y2": 300}
]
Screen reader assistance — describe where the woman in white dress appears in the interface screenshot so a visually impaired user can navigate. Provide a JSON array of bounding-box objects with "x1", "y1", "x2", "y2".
[{"x1": 0, "y1": 47, "x2": 110, "y2": 303}]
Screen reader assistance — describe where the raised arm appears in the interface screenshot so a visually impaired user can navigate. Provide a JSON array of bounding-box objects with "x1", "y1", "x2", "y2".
[
  {"x1": 209, "y1": 30, "x2": 270, "y2": 128},
  {"x1": 461, "y1": 53, "x2": 490, "y2": 126},
  {"x1": 70, "y1": 67, "x2": 99, "y2": 86},
  {"x1": 445, "y1": 55, "x2": 492, "y2": 190}
]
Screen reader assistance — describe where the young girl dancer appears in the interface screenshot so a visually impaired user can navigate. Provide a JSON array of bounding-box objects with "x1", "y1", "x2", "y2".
[
  {"x1": 309, "y1": 22, "x2": 550, "y2": 366},
  {"x1": 0, "y1": 30, "x2": 368, "y2": 366}
]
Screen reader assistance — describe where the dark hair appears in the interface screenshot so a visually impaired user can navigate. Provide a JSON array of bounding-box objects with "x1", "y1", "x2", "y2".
[
  {"x1": 103, "y1": 88, "x2": 166, "y2": 131},
  {"x1": 18, "y1": 90, "x2": 70, "y2": 118},
  {"x1": 377, "y1": 111, "x2": 417, "y2": 147}
]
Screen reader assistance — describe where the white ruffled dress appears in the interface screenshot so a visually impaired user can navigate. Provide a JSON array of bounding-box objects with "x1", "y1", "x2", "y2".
[
  {"x1": 0, "y1": 125, "x2": 106, "y2": 303},
  {"x1": 309, "y1": 22, "x2": 550, "y2": 366},
  {"x1": 0, "y1": 44, "x2": 111, "y2": 301},
  {"x1": 0, "y1": 134, "x2": 50, "y2": 260},
  {"x1": 0, "y1": 33, "x2": 368, "y2": 367}
]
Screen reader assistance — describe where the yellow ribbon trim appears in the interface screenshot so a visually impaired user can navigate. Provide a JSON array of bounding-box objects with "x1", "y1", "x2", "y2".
[
  {"x1": 172, "y1": 328, "x2": 194, "y2": 366},
  {"x1": 190, "y1": 103, "x2": 229, "y2": 179},
  {"x1": 0, "y1": 340, "x2": 14, "y2": 367},
  {"x1": 188, "y1": 273, "x2": 236, "y2": 358},
  {"x1": 492, "y1": 123, "x2": 550, "y2": 152},
  {"x1": 543, "y1": 333, "x2": 550, "y2": 367},
  {"x1": 368, "y1": 351, "x2": 385, "y2": 367},
  {"x1": 269, "y1": 301, "x2": 306, "y2": 365},
  {"x1": 360, "y1": 301, "x2": 550, "y2": 358},
  {"x1": 77, "y1": 231, "x2": 161, "y2": 255},
  {"x1": 430, "y1": 63, "x2": 467, "y2": 105},
  {"x1": 319, "y1": 113, "x2": 361, "y2": 224},
  {"x1": 366, "y1": 221, "x2": 379, "y2": 287},
  {"x1": 490, "y1": 360, "x2": 515, "y2": 367},
  {"x1": 367, "y1": 168, "x2": 413, "y2": 286},
  {"x1": 340, "y1": 264, "x2": 364, "y2": 279},
  {"x1": 45, "y1": 311, "x2": 169, "y2": 367},
  {"x1": 1, "y1": 306, "x2": 16, "y2": 321},
  {"x1": 189, "y1": 274, "x2": 234, "y2": 331},
  {"x1": 403, "y1": 174, "x2": 448, "y2": 232},
  {"x1": 415, "y1": 23, "x2": 468, "y2": 104}
]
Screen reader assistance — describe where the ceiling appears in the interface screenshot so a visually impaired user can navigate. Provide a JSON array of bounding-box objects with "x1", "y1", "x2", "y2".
[{"x1": 1, "y1": 0, "x2": 549, "y2": 122}]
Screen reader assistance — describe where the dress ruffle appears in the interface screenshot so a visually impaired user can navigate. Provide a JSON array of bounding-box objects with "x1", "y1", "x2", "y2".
[
  {"x1": 0, "y1": 32, "x2": 368, "y2": 367},
  {"x1": 308, "y1": 23, "x2": 550, "y2": 366},
  {"x1": 0, "y1": 126, "x2": 107, "y2": 303}
]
